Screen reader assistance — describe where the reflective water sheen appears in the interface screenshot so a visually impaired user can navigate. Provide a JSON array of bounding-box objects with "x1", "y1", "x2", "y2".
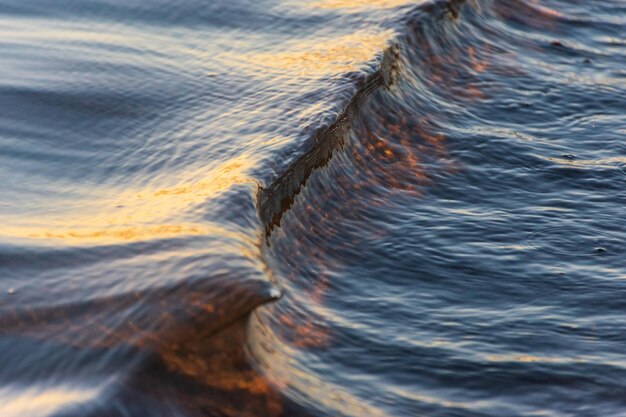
[{"x1": 0, "y1": 0, "x2": 625, "y2": 416}]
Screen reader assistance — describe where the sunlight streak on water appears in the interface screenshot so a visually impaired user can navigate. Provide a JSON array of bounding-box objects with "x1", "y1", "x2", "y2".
[
  {"x1": 0, "y1": 383, "x2": 102, "y2": 417},
  {"x1": 0, "y1": 156, "x2": 255, "y2": 245}
]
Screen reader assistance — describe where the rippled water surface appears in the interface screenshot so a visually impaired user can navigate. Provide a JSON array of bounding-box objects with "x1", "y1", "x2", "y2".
[{"x1": 0, "y1": 0, "x2": 625, "y2": 416}]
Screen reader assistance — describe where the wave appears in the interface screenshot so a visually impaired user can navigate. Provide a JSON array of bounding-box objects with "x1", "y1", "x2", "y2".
[
  {"x1": 4, "y1": 0, "x2": 624, "y2": 415},
  {"x1": 257, "y1": 44, "x2": 401, "y2": 238},
  {"x1": 248, "y1": 0, "x2": 624, "y2": 415},
  {"x1": 257, "y1": 0, "x2": 477, "y2": 240},
  {"x1": 249, "y1": 0, "x2": 478, "y2": 415},
  {"x1": 1, "y1": 0, "x2": 460, "y2": 413},
  {"x1": 84, "y1": 0, "x2": 528, "y2": 415}
]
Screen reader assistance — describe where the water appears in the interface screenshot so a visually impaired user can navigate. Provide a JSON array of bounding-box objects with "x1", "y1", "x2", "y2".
[{"x1": 0, "y1": 0, "x2": 625, "y2": 416}]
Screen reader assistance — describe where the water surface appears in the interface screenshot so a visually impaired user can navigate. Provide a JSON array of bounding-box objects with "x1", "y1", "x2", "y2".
[{"x1": 0, "y1": 0, "x2": 625, "y2": 416}]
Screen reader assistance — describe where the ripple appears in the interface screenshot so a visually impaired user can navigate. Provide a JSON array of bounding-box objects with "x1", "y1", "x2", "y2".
[
  {"x1": 524, "y1": 226, "x2": 625, "y2": 258},
  {"x1": 538, "y1": 155, "x2": 626, "y2": 177},
  {"x1": 446, "y1": 207, "x2": 521, "y2": 223}
]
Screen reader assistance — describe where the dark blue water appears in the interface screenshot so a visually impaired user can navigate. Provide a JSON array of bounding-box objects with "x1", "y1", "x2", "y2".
[{"x1": 0, "y1": 0, "x2": 625, "y2": 416}]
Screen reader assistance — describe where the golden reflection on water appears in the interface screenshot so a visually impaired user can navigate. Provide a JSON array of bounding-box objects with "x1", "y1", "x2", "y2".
[
  {"x1": 243, "y1": 30, "x2": 392, "y2": 76},
  {"x1": 0, "y1": 385, "x2": 100, "y2": 417},
  {"x1": 307, "y1": 0, "x2": 416, "y2": 9},
  {"x1": 4, "y1": 223, "x2": 214, "y2": 243},
  {"x1": 1, "y1": 155, "x2": 255, "y2": 244}
]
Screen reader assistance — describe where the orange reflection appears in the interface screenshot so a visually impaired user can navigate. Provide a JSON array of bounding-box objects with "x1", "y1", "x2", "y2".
[
  {"x1": 3, "y1": 224, "x2": 207, "y2": 242},
  {"x1": 411, "y1": 28, "x2": 494, "y2": 102},
  {"x1": 1, "y1": 155, "x2": 254, "y2": 244},
  {"x1": 529, "y1": 0, "x2": 561, "y2": 18},
  {"x1": 308, "y1": 0, "x2": 416, "y2": 9},
  {"x1": 156, "y1": 317, "x2": 284, "y2": 417},
  {"x1": 0, "y1": 283, "x2": 286, "y2": 416},
  {"x1": 467, "y1": 46, "x2": 488, "y2": 73},
  {"x1": 276, "y1": 309, "x2": 331, "y2": 348},
  {"x1": 243, "y1": 30, "x2": 392, "y2": 76}
]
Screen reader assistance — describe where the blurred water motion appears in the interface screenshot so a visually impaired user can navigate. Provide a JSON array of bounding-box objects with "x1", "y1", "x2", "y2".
[
  {"x1": 0, "y1": 384, "x2": 102, "y2": 417},
  {"x1": 1, "y1": 0, "x2": 625, "y2": 416},
  {"x1": 307, "y1": 0, "x2": 415, "y2": 10}
]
